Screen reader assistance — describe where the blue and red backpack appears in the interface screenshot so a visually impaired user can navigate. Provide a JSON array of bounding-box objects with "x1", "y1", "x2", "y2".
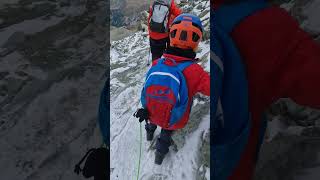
[{"x1": 141, "y1": 58, "x2": 193, "y2": 129}]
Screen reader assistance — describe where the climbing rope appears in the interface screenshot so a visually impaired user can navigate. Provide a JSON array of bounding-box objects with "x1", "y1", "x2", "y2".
[{"x1": 136, "y1": 123, "x2": 143, "y2": 180}]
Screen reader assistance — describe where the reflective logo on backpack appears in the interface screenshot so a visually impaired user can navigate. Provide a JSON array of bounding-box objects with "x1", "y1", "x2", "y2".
[
  {"x1": 141, "y1": 58, "x2": 192, "y2": 128},
  {"x1": 150, "y1": 0, "x2": 171, "y2": 33}
]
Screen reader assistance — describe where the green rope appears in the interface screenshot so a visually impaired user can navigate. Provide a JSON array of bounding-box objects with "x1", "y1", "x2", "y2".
[{"x1": 136, "y1": 123, "x2": 143, "y2": 180}]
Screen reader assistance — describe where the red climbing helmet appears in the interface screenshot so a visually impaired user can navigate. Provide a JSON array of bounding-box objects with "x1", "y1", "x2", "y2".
[{"x1": 169, "y1": 13, "x2": 203, "y2": 50}]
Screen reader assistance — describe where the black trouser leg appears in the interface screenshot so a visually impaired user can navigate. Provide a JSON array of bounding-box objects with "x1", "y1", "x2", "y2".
[
  {"x1": 150, "y1": 37, "x2": 169, "y2": 61},
  {"x1": 145, "y1": 123, "x2": 157, "y2": 141},
  {"x1": 155, "y1": 129, "x2": 173, "y2": 155},
  {"x1": 145, "y1": 123, "x2": 157, "y2": 133}
]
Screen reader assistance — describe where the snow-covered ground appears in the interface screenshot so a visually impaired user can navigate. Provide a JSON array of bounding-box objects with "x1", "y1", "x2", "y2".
[{"x1": 110, "y1": 1, "x2": 210, "y2": 179}]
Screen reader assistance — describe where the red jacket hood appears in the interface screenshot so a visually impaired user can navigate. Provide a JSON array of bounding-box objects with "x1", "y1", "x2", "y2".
[{"x1": 152, "y1": 53, "x2": 196, "y2": 66}]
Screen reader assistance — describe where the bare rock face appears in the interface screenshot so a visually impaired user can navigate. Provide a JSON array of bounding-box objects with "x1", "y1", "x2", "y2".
[
  {"x1": 0, "y1": 18, "x2": 4, "y2": 26},
  {"x1": 111, "y1": 0, "x2": 149, "y2": 28},
  {"x1": 256, "y1": 98, "x2": 320, "y2": 180},
  {"x1": 110, "y1": 27, "x2": 134, "y2": 42},
  {"x1": 255, "y1": 133, "x2": 320, "y2": 180}
]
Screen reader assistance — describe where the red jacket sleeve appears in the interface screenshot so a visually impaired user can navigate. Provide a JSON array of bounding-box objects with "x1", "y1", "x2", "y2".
[
  {"x1": 170, "y1": 1, "x2": 182, "y2": 17},
  {"x1": 254, "y1": 8, "x2": 320, "y2": 109},
  {"x1": 185, "y1": 64, "x2": 210, "y2": 96},
  {"x1": 231, "y1": 7, "x2": 320, "y2": 111},
  {"x1": 197, "y1": 67, "x2": 210, "y2": 96},
  {"x1": 168, "y1": 0, "x2": 182, "y2": 25},
  {"x1": 281, "y1": 27, "x2": 320, "y2": 109},
  {"x1": 220, "y1": 6, "x2": 320, "y2": 180}
]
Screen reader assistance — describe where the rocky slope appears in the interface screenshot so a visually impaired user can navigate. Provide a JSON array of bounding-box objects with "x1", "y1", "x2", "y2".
[
  {"x1": 110, "y1": 0, "x2": 149, "y2": 28},
  {"x1": 0, "y1": 0, "x2": 107, "y2": 179}
]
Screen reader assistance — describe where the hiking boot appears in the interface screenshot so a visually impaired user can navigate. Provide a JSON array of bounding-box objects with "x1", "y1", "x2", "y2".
[
  {"x1": 154, "y1": 151, "x2": 165, "y2": 165},
  {"x1": 146, "y1": 131, "x2": 154, "y2": 141},
  {"x1": 145, "y1": 123, "x2": 157, "y2": 141}
]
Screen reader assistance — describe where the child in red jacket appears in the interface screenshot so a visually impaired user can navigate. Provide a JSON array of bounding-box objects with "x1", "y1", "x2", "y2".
[
  {"x1": 148, "y1": 0, "x2": 182, "y2": 61},
  {"x1": 213, "y1": 0, "x2": 320, "y2": 179},
  {"x1": 136, "y1": 14, "x2": 210, "y2": 165}
]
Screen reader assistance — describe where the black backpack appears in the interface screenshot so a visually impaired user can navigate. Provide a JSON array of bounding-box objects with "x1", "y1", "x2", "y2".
[
  {"x1": 149, "y1": 0, "x2": 171, "y2": 33},
  {"x1": 74, "y1": 147, "x2": 109, "y2": 180}
]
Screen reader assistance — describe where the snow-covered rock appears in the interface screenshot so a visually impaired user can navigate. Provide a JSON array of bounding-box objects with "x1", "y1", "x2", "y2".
[
  {"x1": 110, "y1": 1, "x2": 210, "y2": 179},
  {"x1": 0, "y1": 0, "x2": 107, "y2": 179}
]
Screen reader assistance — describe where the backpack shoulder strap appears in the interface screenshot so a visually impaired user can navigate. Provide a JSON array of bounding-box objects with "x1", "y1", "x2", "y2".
[
  {"x1": 161, "y1": 57, "x2": 193, "y2": 71},
  {"x1": 156, "y1": 58, "x2": 165, "y2": 64},
  {"x1": 176, "y1": 61, "x2": 194, "y2": 72}
]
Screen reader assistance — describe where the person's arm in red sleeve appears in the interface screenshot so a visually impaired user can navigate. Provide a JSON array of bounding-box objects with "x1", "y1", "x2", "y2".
[
  {"x1": 281, "y1": 27, "x2": 320, "y2": 109},
  {"x1": 170, "y1": 0, "x2": 182, "y2": 17},
  {"x1": 231, "y1": 6, "x2": 320, "y2": 111},
  {"x1": 192, "y1": 64, "x2": 210, "y2": 96}
]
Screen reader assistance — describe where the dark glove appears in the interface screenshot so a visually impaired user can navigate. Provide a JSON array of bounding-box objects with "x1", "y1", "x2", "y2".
[
  {"x1": 74, "y1": 148, "x2": 108, "y2": 179},
  {"x1": 133, "y1": 108, "x2": 149, "y2": 123}
]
